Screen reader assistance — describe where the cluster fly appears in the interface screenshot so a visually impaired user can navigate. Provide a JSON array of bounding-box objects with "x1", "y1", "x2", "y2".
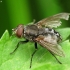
[{"x1": 11, "y1": 13, "x2": 70, "y2": 68}]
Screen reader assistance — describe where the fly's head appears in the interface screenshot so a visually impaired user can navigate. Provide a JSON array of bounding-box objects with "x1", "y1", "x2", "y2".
[{"x1": 12, "y1": 24, "x2": 24, "y2": 38}]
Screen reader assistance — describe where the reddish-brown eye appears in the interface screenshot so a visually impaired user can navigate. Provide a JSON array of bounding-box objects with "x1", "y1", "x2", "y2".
[{"x1": 16, "y1": 24, "x2": 24, "y2": 38}]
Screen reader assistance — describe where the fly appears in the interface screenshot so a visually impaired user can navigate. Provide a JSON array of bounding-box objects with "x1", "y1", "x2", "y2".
[{"x1": 11, "y1": 13, "x2": 70, "y2": 68}]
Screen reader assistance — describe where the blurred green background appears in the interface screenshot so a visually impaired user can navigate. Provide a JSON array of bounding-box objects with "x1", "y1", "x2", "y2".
[{"x1": 0, "y1": 0, "x2": 70, "y2": 37}]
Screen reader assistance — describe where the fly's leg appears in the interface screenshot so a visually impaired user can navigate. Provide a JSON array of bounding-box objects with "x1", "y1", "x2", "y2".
[
  {"x1": 49, "y1": 51, "x2": 62, "y2": 64},
  {"x1": 10, "y1": 39, "x2": 29, "y2": 54},
  {"x1": 30, "y1": 42, "x2": 38, "y2": 68}
]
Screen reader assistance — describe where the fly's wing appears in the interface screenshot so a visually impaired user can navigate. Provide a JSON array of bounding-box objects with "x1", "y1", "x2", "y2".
[
  {"x1": 35, "y1": 35, "x2": 65, "y2": 57},
  {"x1": 36, "y1": 13, "x2": 70, "y2": 28}
]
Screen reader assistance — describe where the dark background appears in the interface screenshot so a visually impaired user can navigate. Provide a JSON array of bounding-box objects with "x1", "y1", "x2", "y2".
[{"x1": 0, "y1": 0, "x2": 70, "y2": 37}]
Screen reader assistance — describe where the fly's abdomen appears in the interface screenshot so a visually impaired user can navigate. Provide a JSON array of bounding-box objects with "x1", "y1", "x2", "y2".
[{"x1": 44, "y1": 28, "x2": 62, "y2": 43}]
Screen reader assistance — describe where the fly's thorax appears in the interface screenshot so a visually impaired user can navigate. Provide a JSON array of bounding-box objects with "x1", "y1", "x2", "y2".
[
  {"x1": 24, "y1": 25, "x2": 39, "y2": 41},
  {"x1": 44, "y1": 28, "x2": 62, "y2": 43}
]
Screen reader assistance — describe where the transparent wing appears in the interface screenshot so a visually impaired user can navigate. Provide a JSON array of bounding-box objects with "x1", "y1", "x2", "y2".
[
  {"x1": 35, "y1": 35, "x2": 65, "y2": 57},
  {"x1": 36, "y1": 13, "x2": 70, "y2": 28}
]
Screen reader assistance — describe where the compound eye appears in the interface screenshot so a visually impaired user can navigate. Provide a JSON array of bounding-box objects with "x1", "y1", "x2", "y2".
[{"x1": 15, "y1": 24, "x2": 24, "y2": 38}]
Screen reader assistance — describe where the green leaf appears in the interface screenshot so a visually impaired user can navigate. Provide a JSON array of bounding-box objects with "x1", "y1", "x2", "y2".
[{"x1": 0, "y1": 28, "x2": 70, "y2": 70}]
